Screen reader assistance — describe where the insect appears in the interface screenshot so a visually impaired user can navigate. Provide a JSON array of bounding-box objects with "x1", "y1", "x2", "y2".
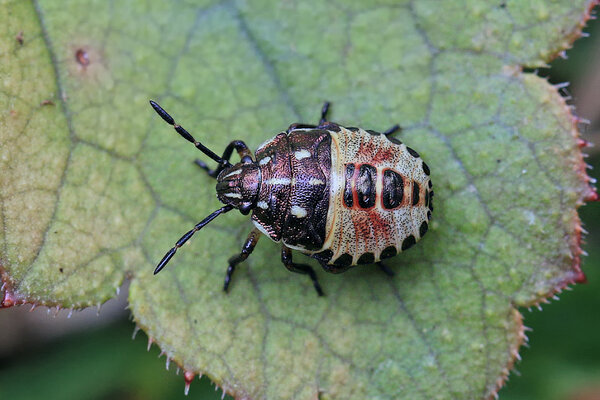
[{"x1": 149, "y1": 100, "x2": 433, "y2": 296}]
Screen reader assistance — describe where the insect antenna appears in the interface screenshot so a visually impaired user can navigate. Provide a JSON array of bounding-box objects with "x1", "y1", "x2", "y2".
[
  {"x1": 149, "y1": 100, "x2": 232, "y2": 168},
  {"x1": 154, "y1": 205, "x2": 234, "y2": 275}
]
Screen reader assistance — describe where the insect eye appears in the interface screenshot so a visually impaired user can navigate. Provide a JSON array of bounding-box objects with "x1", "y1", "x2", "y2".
[{"x1": 239, "y1": 202, "x2": 253, "y2": 215}]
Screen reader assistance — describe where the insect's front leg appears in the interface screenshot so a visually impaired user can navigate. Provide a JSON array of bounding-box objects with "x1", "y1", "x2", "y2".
[{"x1": 223, "y1": 229, "x2": 261, "y2": 292}]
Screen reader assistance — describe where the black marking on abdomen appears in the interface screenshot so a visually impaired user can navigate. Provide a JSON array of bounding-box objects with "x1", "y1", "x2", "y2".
[
  {"x1": 344, "y1": 163, "x2": 355, "y2": 207},
  {"x1": 357, "y1": 252, "x2": 375, "y2": 264},
  {"x1": 428, "y1": 190, "x2": 434, "y2": 212},
  {"x1": 357, "y1": 164, "x2": 377, "y2": 208},
  {"x1": 388, "y1": 136, "x2": 403, "y2": 145},
  {"x1": 333, "y1": 253, "x2": 353, "y2": 267},
  {"x1": 401, "y1": 235, "x2": 416, "y2": 251},
  {"x1": 380, "y1": 246, "x2": 397, "y2": 259},
  {"x1": 412, "y1": 181, "x2": 420, "y2": 206},
  {"x1": 382, "y1": 169, "x2": 404, "y2": 209},
  {"x1": 406, "y1": 147, "x2": 420, "y2": 158},
  {"x1": 313, "y1": 249, "x2": 333, "y2": 265},
  {"x1": 422, "y1": 161, "x2": 430, "y2": 176},
  {"x1": 366, "y1": 129, "x2": 381, "y2": 136},
  {"x1": 419, "y1": 221, "x2": 429, "y2": 237}
]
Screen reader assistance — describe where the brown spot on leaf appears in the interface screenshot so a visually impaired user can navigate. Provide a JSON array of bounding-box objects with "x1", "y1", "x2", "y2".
[
  {"x1": 16, "y1": 31, "x2": 24, "y2": 45},
  {"x1": 75, "y1": 49, "x2": 90, "y2": 66},
  {"x1": 40, "y1": 99, "x2": 55, "y2": 106}
]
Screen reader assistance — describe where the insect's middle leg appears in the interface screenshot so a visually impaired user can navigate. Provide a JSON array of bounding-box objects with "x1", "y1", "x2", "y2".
[
  {"x1": 223, "y1": 229, "x2": 261, "y2": 292},
  {"x1": 318, "y1": 101, "x2": 330, "y2": 125},
  {"x1": 195, "y1": 140, "x2": 252, "y2": 178},
  {"x1": 286, "y1": 101, "x2": 332, "y2": 133},
  {"x1": 281, "y1": 246, "x2": 324, "y2": 296}
]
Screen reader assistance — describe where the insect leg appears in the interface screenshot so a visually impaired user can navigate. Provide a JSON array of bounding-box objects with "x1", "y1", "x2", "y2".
[
  {"x1": 286, "y1": 101, "x2": 332, "y2": 133},
  {"x1": 383, "y1": 124, "x2": 402, "y2": 136},
  {"x1": 318, "y1": 101, "x2": 331, "y2": 125},
  {"x1": 195, "y1": 140, "x2": 252, "y2": 178},
  {"x1": 281, "y1": 246, "x2": 325, "y2": 296},
  {"x1": 286, "y1": 123, "x2": 318, "y2": 133},
  {"x1": 376, "y1": 262, "x2": 395, "y2": 277},
  {"x1": 223, "y1": 229, "x2": 261, "y2": 292}
]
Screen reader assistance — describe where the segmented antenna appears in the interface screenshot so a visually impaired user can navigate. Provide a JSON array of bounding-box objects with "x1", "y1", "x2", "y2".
[
  {"x1": 149, "y1": 100, "x2": 232, "y2": 168},
  {"x1": 154, "y1": 205, "x2": 234, "y2": 274}
]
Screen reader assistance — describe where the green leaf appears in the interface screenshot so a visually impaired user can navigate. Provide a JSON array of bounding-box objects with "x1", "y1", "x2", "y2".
[{"x1": 1, "y1": 0, "x2": 597, "y2": 398}]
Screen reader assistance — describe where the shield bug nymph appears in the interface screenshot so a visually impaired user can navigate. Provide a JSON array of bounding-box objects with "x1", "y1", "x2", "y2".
[{"x1": 149, "y1": 100, "x2": 433, "y2": 296}]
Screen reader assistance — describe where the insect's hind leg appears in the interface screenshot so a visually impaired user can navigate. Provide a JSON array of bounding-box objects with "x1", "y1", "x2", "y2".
[
  {"x1": 281, "y1": 246, "x2": 325, "y2": 296},
  {"x1": 223, "y1": 229, "x2": 261, "y2": 292},
  {"x1": 195, "y1": 140, "x2": 252, "y2": 178},
  {"x1": 383, "y1": 124, "x2": 401, "y2": 136},
  {"x1": 377, "y1": 262, "x2": 395, "y2": 277}
]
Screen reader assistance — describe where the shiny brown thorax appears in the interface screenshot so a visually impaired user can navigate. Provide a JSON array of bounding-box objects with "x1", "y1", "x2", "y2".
[{"x1": 250, "y1": 129, "x2": 331, "y2": 251}]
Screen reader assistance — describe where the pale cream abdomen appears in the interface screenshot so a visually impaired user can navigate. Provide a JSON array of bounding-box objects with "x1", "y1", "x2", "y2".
[{"x1": 314, "y1": 126, "x2": 433, "y2": 268}]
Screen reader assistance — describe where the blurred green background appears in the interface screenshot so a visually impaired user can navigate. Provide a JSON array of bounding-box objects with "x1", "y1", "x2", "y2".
[{"x1": 1, "y1": 10, "x2": 599, "y2": 400}]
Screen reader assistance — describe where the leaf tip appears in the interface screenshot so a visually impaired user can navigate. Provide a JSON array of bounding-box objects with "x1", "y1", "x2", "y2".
[
  {"x1": 147, "y1": 336, "x2": 154, "y2": 351},
  {"x1": 576, "y1": 138, "x2": 592, "y2": 148},
  {"x1": 184, "y1": 370, "x2": 195, "y2": 395},
  {"x1": 1, "y1": 287, "x2": 18, "y2": 308},
  {"x1": 132, "y1": 325, "x2": 141, "y2": 340},
  {"x1": 584, "y1": 189, "x2": 598, "y2": 202}
]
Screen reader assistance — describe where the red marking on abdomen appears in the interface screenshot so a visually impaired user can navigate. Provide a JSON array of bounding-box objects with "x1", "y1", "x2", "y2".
[
  {"x1": 356, "y1": 134, "x2": 395, "y2": 164},
  {"x1": 348, "y1": 207, "x2": 395, "y2": 252}
]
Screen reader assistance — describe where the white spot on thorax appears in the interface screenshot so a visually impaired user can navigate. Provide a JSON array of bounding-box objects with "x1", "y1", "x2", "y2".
[
  {"x1": 224, "y1": 169, "x2": 242, "y2": 178},
  {"x1": 257, "y1": 201, "x2": 268, "y2": 209},
  {"x1": 291, "y1": 205, "x2": 307, "y2": 218},
  {"x1": 294, "y1": 149, "x2": 311, "y2": 160},
  {"x1": 224, "y1": 193, "x2": 242, "y2": 198},
  {"x1": 265, "y1": 178, "x2": 291, "y2": 185},
  {"x1": 259, "y1": 156, "x2": 271, "y2": 165},
  {"x1": 309, "y1": 178, "x2": 325, "y2": 185}
]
